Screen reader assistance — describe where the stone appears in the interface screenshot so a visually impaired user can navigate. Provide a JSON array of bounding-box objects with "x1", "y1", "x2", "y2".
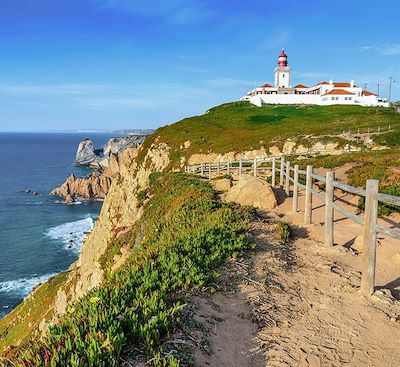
[
  {"x1": 211, "y1": 178, "x2": 231, "y2": 192},
  {"x1": 223, "y1": 174, "x2": 277, "y2": 210},
  {"x1": 50, "y1": 172, "x2": 112, "y2": 200},
  {"x1": 351, "y1": 235, "x2": 364, "y2": 253},
  {"x1": 392, "y1": 253, "x2": 400, "y2": 266},
  {"x1": 65, "y1": 194, "x2": 75, "y2": 204},
  {"x1": 74, "y1": 139, "x2": 102, "y2": 166},
  {"x1": 371, "y1": 289, "x2": 397, "y2": 305},
  {"x1": 103, "y1": 135, "x2": 146, "y2": 158}
]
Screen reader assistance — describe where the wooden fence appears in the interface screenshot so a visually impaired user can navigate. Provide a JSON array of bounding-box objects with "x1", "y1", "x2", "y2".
[{"x1": 186, "y1": 156, "x2": 400, "y2": 296}]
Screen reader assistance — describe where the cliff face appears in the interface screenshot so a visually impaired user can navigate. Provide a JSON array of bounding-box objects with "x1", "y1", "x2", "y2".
[
  {"x1": 45, "y1": 140, "x2": 171, "y2": 331},
  {"x1": 0, "y1": 137, "x2": 171, "y2": 351}
]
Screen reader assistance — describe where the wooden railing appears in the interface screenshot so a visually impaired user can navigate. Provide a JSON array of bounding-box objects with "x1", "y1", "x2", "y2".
[{"x1": 186, "y1": 156, "x2": 400, "y2": 296}]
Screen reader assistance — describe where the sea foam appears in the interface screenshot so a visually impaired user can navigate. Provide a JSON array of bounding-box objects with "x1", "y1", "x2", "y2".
[
  {"x1": 45, "y1": 216, "x2": 95, "y2": 253},
  {"x1": 0, "y1": 273, "x2": 57, "y2": 296}
]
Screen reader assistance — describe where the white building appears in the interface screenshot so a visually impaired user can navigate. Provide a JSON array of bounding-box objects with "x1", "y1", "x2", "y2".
[{"x1": 242, "y1": 50, "x2": 389, "y2": 108}]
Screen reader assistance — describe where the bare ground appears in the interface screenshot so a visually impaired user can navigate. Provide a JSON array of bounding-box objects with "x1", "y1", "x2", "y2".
[{"x1": 183, "y1": 205, "x2": 400, "y2": 367}]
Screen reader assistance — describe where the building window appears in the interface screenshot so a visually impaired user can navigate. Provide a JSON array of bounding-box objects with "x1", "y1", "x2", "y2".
[
  {"x1": 331, "y1": 97, "x2": 335, "y2": 100},
  {"x1": 349, "y1": 97, "x2": 352, "y2": 100}
]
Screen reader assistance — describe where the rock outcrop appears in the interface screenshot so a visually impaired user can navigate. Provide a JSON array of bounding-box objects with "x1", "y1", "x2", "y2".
[
  {"x1": 74, "y1": 139, "x2": 102, "y2": 166},
  {"x1": 223, "y1": 174, "x2": 277, "y2": 210},
  {"x1": 103, "y1": 134, "x2": 146, "y2": 159},
  {"x1": 50, "y1": 172, "x2": 112, "y2": 200},
  {"x1": 74, "y1": 134, "x2": 148, "y2": 168}
]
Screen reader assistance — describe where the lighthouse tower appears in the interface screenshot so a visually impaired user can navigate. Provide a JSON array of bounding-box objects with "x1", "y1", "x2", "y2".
[{"x1": 274, "y1": 49, "x2": 291, "y2": 88}]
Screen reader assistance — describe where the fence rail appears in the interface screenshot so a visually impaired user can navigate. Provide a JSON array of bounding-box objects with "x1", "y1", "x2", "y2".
[{"x1": 186, "y1": 156, "x2": 400, "y2": 296}]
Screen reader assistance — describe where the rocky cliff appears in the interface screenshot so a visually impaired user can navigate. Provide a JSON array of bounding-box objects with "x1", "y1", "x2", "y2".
[{"x1": 74, "y1": 134, "x2": 147, "y2": 168}]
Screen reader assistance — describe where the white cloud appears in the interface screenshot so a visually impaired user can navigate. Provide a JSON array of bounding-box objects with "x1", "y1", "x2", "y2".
[
  {"x1": 359, "y1": 43, "x2": 400, "y2": 55},
  {"x1": 293, "y1": 71, "x2": 330, "y2": 79},
  {"x1": 0, "y1": 83, "x2": 113, "y2": 95},
  {"x1": 92, "y1": 0, "x2": 216, "y2": 24}
]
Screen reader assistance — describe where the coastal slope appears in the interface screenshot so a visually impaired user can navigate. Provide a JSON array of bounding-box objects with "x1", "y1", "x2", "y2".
[{"x1": 1, "y1": 102, "x2": 400, "y2": 365}]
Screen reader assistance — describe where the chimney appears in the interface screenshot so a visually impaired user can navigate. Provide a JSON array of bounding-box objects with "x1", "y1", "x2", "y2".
[
  {"x1": 329, "y1": 79, "x2": 333, "y2": 85},
  {"x1": 350, "y1": 80, "x2": 355, "y2": 88}
]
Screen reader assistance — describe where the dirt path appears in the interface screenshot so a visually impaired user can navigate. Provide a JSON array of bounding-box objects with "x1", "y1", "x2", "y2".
[{"x1": 189, "y1": 208, "x2": 400, "y2": 367}]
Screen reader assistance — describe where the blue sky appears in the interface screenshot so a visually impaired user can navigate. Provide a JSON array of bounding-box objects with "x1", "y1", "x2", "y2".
[{"x1": 0, "y1": 0, "x2": 399, "y2": 131}]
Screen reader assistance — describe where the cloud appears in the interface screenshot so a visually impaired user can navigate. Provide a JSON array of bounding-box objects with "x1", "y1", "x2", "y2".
[
  {"x1": 0, "y1": 83, "x2": 113, "y2": 95},
  {"x1": 293, "y1": 71, "x2": 330, "y2": 80},
  {"x1": 92, "y1": 0, "x2": 216, "y2": 24},
  {"x1": 359, "y1": 43, "x2": 400, "y2": 55}
]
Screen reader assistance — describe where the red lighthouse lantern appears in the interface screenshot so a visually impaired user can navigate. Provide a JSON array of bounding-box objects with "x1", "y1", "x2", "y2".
[{"x1": 278, "y1": 49, "x2": 288, "y2": 67}]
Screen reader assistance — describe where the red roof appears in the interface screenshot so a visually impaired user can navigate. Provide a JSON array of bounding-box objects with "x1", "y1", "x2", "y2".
[
  {"x1": 362, "y1": 90, "x2": 376, "y2": 96},
  {"x1": 315, "y1": 81, "x2": 330, "y2": 86},
  {"x1": 333, "y1": 82, "x2": 351, "y2": 87},
  {"x1": 322, "y1": 89, "x2": 355, "y2": 96},
  {"x1": 294, "y1": 84, "x2": 308, "y2": 88},
  {"x1": 260, "y1": 83, "x2": 273, "y2": 88}
]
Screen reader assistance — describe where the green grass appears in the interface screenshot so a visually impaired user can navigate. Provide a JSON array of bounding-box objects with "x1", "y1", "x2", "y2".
[
  {"x1": 0, "y1": 272, "x2": 68, "y2": 355},
  {"x1": 292, "y1": 148, "x2": 400, "y2": 215},
  {"x1": 373, "y1": 130, "x2": 400, "y2": 147},
  {"x1": 148, "y1": 102, "x2": 400, "y2": 167},
  {"x1": 18, "y1": 174, "x2": 252, "y2": 367}
]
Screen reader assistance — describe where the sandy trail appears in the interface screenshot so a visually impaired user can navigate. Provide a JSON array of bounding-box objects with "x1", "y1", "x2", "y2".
[{"x1": 192, "y1": 168, "x2": 400, "y2": 367}]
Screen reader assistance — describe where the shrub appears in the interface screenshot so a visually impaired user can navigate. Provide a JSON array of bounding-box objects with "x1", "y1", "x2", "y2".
[{"x1": 20, "y1": 174, "x2": 252, "y2": 366}]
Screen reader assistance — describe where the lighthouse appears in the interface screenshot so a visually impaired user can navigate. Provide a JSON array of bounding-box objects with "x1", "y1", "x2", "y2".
[{"x1": 274, "y1": 49, "x2": 291, "y2": 89}]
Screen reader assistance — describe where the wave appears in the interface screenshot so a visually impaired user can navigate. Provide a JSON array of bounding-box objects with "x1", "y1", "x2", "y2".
[
  {"x1": 0, "y1": 273, "x2": 57, "y2": 296},
  {"x1": 45, "y1": 216, "x2": 95, "y2": 253},
  {"x1": 53, "y1": 200, "x2": 82, "y2": 205},
  {"x1": 26, "y1": 201, "x2": 44, "y2": 205}
]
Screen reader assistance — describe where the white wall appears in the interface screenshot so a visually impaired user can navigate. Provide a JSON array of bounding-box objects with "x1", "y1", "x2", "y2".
[{"x1": 249, "y1": 93, "x2": 389, "y2": 107}]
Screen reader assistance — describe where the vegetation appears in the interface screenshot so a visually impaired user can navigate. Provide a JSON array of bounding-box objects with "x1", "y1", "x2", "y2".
[
  {"x1": 17, "y1": 173, "x2": 252, "y2": 366},
  {"x1": 292, "y1": 147, "x2": 400, "y2": 214},
  {"x1": 0, "y1": 272, "x2": 68, "y2": 355},
  {"x1": 150, "y1": 102, "x2": 399, "y2": 167},
  {"x1": 276, "y1": 222, "x2": 291, "y2": 244}
]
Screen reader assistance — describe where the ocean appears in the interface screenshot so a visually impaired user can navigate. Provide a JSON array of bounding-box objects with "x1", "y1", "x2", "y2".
[{"x1": 0, "y1": 132, "x2": 119, "y2": 318}]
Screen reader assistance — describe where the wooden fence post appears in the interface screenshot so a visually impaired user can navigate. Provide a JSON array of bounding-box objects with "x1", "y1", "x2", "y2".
[
  {"x1": 271, "y1": 157, "x2": 276, "y2": 188},
  {"x1": 279, "y1": 156, "x2": 285, "y2": 187},
  {"x1": 292, "y1": 165, "x2": 299, "y2": 213},
  {"x1": 217, "y1": 161, "x2": 220, "y2": 176},
  {"x1": 201, "y1": 163, "x2": 204, "y2": 176},
  {"x1": 361, "y1": 179, "x2": 379, "y2": 296},
  {"x1": 253, "y1": 158, "x2": 257, "y2": 177},
  {"x1": 227, "y1": 161, "x2": 230, "y2": 175},
  {"x1": 239, "y1": 159, "x2": 243, "y2": 176},
  {"x1": 304, "y1": 165, "x2": 313, "y2": 225},
  {"x1": 325, "y1": 171, "x2": 335, "y2": 246},
  {"x1": 208, "y1": 163, "x2": 211, "y2": 180},
  {"x1": 285, "y1": 161, "x2": 290, "y2": 196}
]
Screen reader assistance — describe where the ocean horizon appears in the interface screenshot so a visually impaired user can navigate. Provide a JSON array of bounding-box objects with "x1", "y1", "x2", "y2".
[{"x1": 0, "y1": 132, "x2": 122, "y2": 318}]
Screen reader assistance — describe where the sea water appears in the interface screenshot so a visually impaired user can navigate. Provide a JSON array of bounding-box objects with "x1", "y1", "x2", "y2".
[{"x1": 0, "y1": 132, "x2": 118, "y2": 318}]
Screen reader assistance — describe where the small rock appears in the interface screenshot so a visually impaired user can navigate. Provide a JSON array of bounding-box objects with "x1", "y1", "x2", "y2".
[
  {"x1": 390, "y1": 316, "x2": 397, "y2": 322},
  {"x1": 372, "y1": 289, "x2": 397, "y2": 305},
  {"x1": 351, "y1": 235, "x2": 364, "y2": 253}
]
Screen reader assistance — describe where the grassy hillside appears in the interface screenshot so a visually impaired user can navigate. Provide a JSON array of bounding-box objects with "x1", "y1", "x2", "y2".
[
  {"x1": 14, "y1": 173, "x2": 252, "y2": 367},
  {"x1": 148, "y1": 102, "x2": 400, "y2": 166},
  {"x1": 2, "y1": 102, "x2": 400, "y2": 365}
]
